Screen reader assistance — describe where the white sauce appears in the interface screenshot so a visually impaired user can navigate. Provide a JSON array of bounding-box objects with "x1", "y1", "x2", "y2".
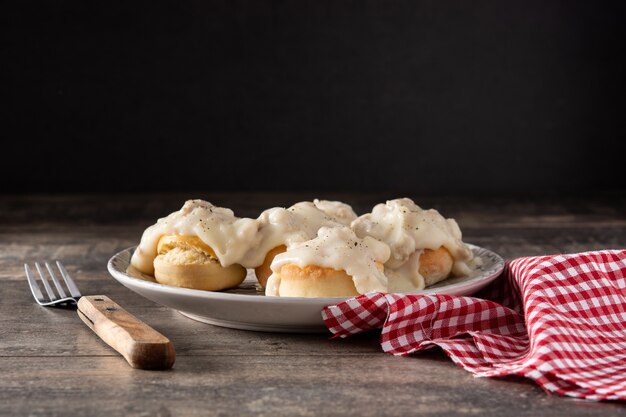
[
  {"x1": 130, "y1": 200, "x2": 259, "y2": 274},
  {"x1": 131, "y1": 197, "x2": 478, "y2": 295},
  {"x1": 313, "y1": 199, "x2": 357, "y2": 225},
  {"x1": 265, "y1": 226, "x2": 391, "y2": 296},
  {"x1": 131, "y1": 199, "x2": 354, "y2": 273},
  {"x1": 351, "y1": 198, "x2": 477, "y2": 291},
  {"x1": 242, "y1": 201, "x2": 345, "y2": 267}
]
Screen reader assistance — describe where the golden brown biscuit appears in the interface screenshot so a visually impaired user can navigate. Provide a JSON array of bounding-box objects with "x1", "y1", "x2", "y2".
[
  {"x1": 272, "y1": 263, "x2": 384, "y2": 298},
  {"x1": 419, "y1": 246, "x2": 454, "y2": 287},
  {"x1": 254, "y1": 245, "x2": 287, "y2": 288},
  {"x1": 153, "y1": 235, "x2": 246, "y2": 291}
]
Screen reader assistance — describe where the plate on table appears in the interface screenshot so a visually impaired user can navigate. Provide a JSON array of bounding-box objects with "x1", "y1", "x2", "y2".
[{"x1": 107, "y1": 244, "x2": 505, "y2": 333}]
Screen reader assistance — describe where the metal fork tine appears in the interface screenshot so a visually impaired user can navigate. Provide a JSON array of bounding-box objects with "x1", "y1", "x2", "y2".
[
  {"x1": 24, "y1": 264, "x2": 46, "y2": 303},
  {"x1": 45, "y1": 262, "x2": 67, "y2": 298},
  {"x1": 56, "y1": 261, "x2": 82, "y2": 298},
  {"x1": 35, "y1": 262, "x2": 57, "y2": 301}
]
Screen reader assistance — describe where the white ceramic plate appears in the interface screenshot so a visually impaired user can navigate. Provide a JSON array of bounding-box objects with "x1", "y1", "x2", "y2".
[{"x1": 107, "y1": 244, "x2": 504, "y2": 333}]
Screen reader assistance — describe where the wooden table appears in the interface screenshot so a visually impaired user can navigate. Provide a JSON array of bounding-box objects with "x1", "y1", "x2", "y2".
[{"x1": 1, "y1": 193, "x2": 625, "y2": 416}]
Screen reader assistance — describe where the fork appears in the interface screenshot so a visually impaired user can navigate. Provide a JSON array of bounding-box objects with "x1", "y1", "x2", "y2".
[
  {"x1": 25, "y1": 261, "x2": 81, "y2": 306},
  {"x1": 25, "y1": 261, "x2": 176, "y2": 370}
]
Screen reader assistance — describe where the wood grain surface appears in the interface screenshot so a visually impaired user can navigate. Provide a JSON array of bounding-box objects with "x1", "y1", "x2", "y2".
[{"x1": 1, "y1": 192, "x2": 625, "y2": 416}]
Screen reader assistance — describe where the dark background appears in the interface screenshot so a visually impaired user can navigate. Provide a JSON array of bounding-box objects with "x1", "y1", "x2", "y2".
[{"x1": 4, "y1": 1, "x2": 625, "y2": 194}]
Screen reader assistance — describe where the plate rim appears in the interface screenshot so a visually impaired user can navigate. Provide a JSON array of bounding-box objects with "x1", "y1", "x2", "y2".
[{"x1": 107, "y1": 243, "x2": 505, "y2": 303}]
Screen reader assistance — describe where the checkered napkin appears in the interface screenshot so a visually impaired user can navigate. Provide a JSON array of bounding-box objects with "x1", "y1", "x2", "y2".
[{"x1": 321, "y1": 250, "x2": 626, "y2": 401}]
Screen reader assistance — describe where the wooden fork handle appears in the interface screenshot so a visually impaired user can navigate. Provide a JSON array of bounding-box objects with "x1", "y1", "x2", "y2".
[{"x1": 77, "y1": 295, "x2": 175, "y2": 370}]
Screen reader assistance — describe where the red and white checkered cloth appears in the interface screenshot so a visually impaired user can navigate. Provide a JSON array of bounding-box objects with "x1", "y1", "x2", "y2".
[{"x1": 322, "y1": 250, "x2": 626, "y2": 401}]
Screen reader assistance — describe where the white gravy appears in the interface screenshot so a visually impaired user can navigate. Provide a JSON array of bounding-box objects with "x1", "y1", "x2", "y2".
[
  {"x1": 131, "y1": 198, "x2": 478, "y2": 294},
  {"x1": 351, "y1": 198, "x2": 477, "y2": 291},
  {"x1": 265, "y1": 226, "x2": 391, "y2": 296},
  {"x1": 131, "y1": 199, "x2": 354, "y2": 273}
]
